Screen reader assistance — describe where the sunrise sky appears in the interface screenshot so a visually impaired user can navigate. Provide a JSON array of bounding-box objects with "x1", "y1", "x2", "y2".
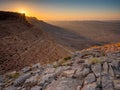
[{"x1": 0, "y1": 0, "x2": 120, "y2": 20}]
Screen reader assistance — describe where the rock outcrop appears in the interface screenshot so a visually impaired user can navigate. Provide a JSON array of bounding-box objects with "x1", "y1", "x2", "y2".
[
  {"x1": 0, "y1": 11, "x2": 26, "y2": 22},
  {"x1": 0, "y1": 43, "x2": 120, "y2": 90}
]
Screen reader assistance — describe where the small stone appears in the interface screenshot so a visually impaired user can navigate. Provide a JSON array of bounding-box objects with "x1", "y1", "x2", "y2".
[
  {"x1": 71, "y1": 57, "x2": 80, "y2": 61},
  {"x1": 21, "y1": 66, "x2": 31, "y2": 73},
  {"x1": 96, "y1": 77, "x2": 102, "y2": 89},
  {"x1": 38, "y1": 73, "x2": 56, "y2": 87},
  {"x1": 0, "y1": 83, "x2": 4, "y2": 87},
  {"x1": 75, "y1": 59, "x2": 85, "y2": 64},
  {"x1": 111, "y1": 60, "x2": 120, "y2": 77},
  {"x1": 113, "y1": 80, "x2": 120, "y2": 90},
  {"x1": 62, "y1": 70, "x2": 76, "y2": 77},
  {"x1": 91, "y1": 64, "x2": 102, "y2": 77},
  {"x1": 0, "y1": 87, "x2": 2, "y2": 90},
  {"x1": 0, "y1": 75, "x2": 4, "y2": 83},
  {"x1": 108, "y1": 63, "x2": 115, "y2": 77},
  {"x1": 14, "y1": 73, "x2": 32, "y2": 86},
  {"x1": 103, "y1": 62, "x2": 109, "y2": 74},
  {"x1": 102, "y1": 74, "x2": 114, "y2": 90},
  {"x1": 32, "y1": 69, "x2": 42, "y2": 75},
  {"x1": 21, "y1": 88, "x2": 26, "y2": 90},
  {"x1": 77, "y1": 85, "x2": 82, "y2": 90},
  {"x1": 44, "y1": 68, "x2": 55, "y2": 74},
  {"x1": 55, "y1": 66, "x2": 71, "y2": 74},
  {"x1": 46, "y1": 64, "x2": 53, "y2": 68},
  {"x1": 5, "y1": 86, "x2": 17, "y2": 90},
  {"x1": 72, "y1": 51, "x2": 81, "y2": 57},
  {"x1": 82, "y1": 82, "x2": 96, "y2": 90},
  {"x1": 8, "y1": 71, "x2": 17, "y2": 75},
  {"x1": 32, "y1": 63, "x2": 41, "y2": 69},
  {"x1": 25, "y1": 74, "x2": 38, "y2": 84},
  {"x1": 73, "y1": 68, "x2": 90, "y2": 79},
  {"x1": 31, "y1": 86, "x2": 42, "y2": 90},
  {"x1": 84, "y1": 73, "x2": 96, "y2": 84},
  {"x1": 78, "y1": 59, "x2": 85, "y2": 63},
  {"x1": 17, "y1": 87, "x2": 23, "y2": 90},
  {"x1": 82, "y1": 68, "x2": 90, "y2": 76},
  {"x1": 53, "y1": 61, "x2": 59, "y2": 68}
]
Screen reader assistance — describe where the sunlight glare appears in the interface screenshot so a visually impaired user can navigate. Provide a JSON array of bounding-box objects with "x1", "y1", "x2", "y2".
[{"x1": 20, "y1": 10, "x2": 26, "y2": 14}]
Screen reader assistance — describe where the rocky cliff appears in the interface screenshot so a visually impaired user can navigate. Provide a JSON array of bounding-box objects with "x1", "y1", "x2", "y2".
[
  {"x1": 0, "y1": 11, "x2": 25, "y2": 21},
  {"x1": 0, "y1": 43, "x2": 120, "y2": 90}
]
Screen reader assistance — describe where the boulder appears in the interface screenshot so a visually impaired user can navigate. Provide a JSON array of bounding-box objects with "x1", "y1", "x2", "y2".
[
  {"x1": 103, "y1": 62, "x2": 109, "y2": 74},
  {"x1": 111, "y1": 60, "x2": 120, "y2": 77},
  {"x1": 108, "y1": 63, "x2": 115, "y2": 77},
  {"x1": 55, "y1": 66, "x2": 71, "y2": 75},
  {"x1": 73, "y1": 68, "x2": 90, "y2": 79},
  {"x1": 84, "y1": 73, "x2": 96, "y2": 84},
  {"x1": 82, "y1": 82, "x2": 96, "y2": 90},
  {"x1": 113, "y1": 80, "x2": 120, "y2": 90},
  {"x1": 38, "y1": 73, "x2": 56, "y2": 88},
  {"x1": 102, "y1": 74, "x2": 114, "y2": 90},
  {"x1": 45, "y1": 78, "x2": 83, "y2": 90},
  {"x1": 21, "y1": 67, "x2": 31, "y2": 73},
  {"x1": 91, "y1": 64, "x2": 102, "y2": 77},
  {"x1": 31, "y1": 86, "x2": 42, "y2": 90},
  {"x1": 25, "y1": 74, "x2": 38, "y2": 84}
]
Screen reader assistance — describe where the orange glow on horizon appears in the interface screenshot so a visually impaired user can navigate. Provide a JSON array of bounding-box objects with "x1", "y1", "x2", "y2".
[
  {"x1": 8, "y1": 7, "x2": 120, "y2": 21},
  {"x1": 0, "y1": 1, "x2": 120, "y2": 21}
]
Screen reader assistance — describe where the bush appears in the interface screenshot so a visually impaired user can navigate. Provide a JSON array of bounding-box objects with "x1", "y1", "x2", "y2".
[
  {"x1": 89, "y1": 57, "x2": 102, "y2": 65},
  {"x1": 6, "y1": 72, "x2": 20, "y2": 79},
  {"x1": 64, "y1": 56, "x2": 71, "y2": 61}
]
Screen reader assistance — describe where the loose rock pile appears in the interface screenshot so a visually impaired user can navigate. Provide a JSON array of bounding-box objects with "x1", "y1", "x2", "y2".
[{"x1": 0, "y1": 47, "x2": 120, "y2": 90}]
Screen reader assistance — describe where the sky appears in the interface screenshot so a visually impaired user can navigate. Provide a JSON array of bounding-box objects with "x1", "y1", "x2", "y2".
[{"x1": 0, "y1": 0, "x2": 120, "y2": 20}]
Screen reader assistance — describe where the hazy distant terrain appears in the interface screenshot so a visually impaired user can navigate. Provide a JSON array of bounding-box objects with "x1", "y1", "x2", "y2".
[
  {"x1": 28, "y1": 18, "x2": 98, "y2": 51},
  {"x1": 48, "y1": 21, "x2": 120, "y2": 43},
  {"x1": 29, "y1": 18, "x2": 120, "y2": 51}
]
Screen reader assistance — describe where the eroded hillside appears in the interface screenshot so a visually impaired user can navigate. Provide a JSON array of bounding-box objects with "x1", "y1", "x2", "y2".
[{"x1": 0, "y1": 11, "x2": 70, "y2": 74}]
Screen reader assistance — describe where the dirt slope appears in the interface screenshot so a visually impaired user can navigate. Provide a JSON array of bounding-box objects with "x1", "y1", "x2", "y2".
[{"x1": 0, "y1": 11, "x2": 69, "y2": 74}]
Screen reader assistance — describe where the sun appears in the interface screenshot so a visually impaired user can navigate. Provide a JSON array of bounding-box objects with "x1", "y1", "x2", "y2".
[
  {"x1": 17, "y1": 8, "x2": 30, "y2": 16},
  {"x1": 18, "y1": 10, "x2": 29, "y2": 16},
  {"x1": 19, "y1": 10, "x2": 26, "y2": 14}
]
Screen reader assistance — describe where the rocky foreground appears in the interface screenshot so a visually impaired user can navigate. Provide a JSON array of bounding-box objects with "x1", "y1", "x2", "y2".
[{"x1": 0, "y1": 43, "x2": 120, "y2": 90}]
